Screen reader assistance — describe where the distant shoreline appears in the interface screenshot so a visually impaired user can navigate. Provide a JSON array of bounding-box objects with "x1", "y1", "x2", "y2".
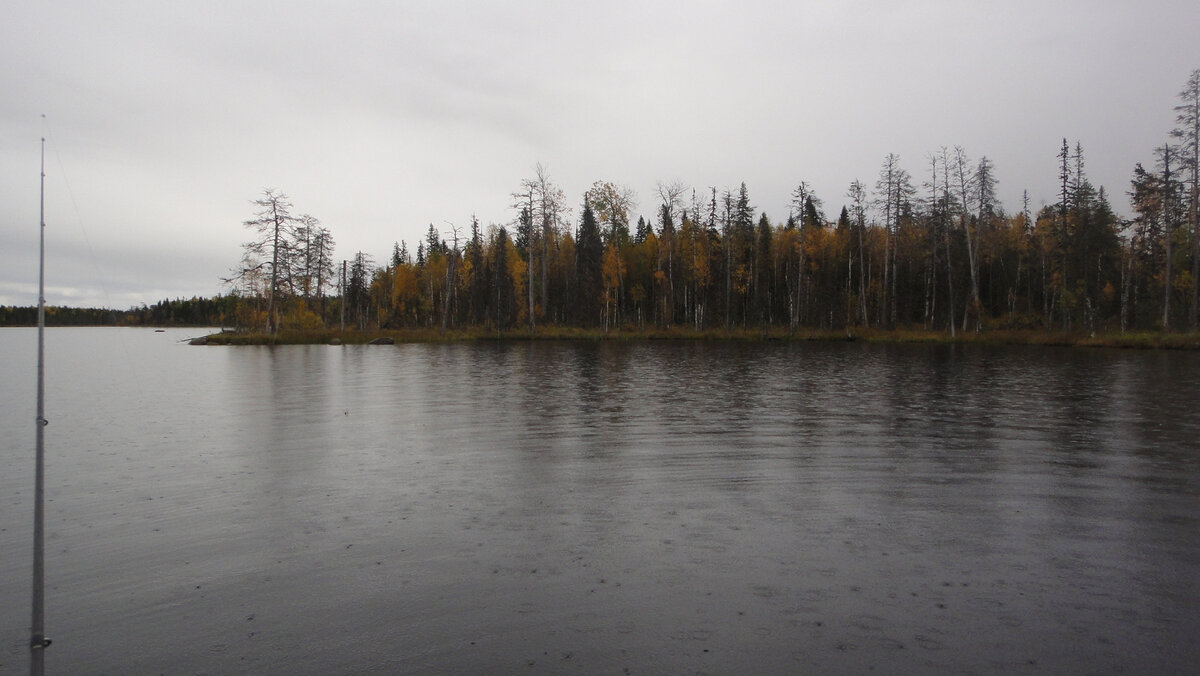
[{"x1": 192, "y1": 327, "x2": 1200, "y2": 350}]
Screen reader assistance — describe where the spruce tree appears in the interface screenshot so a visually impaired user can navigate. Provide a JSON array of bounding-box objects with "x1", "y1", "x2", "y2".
[
  {"x1": 492, "y1": 227, "x2": 514, "y2": 329},
  {"x1": 1172, "y1": 69, "x2": 1200, "y2": 328},
  {"x1": 634, "y1": 216, "x2": 650, "y2": 244},
  {"x1": 574, "y1": 201, "x2": 604, "y2": 325}
]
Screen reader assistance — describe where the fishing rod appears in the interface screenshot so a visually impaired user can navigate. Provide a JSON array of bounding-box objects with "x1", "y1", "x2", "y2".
[{"x1": 31, "y1": 134, "x2": 52, "y2": 675}]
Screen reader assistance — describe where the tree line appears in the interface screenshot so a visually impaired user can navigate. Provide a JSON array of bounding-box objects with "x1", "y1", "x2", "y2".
[
  {"x1": 214, "y1": 69, "x2": 1194, "y2": 335},
  {"x1": 0, "y1": 297, "x2": 235, "y2": 327}
]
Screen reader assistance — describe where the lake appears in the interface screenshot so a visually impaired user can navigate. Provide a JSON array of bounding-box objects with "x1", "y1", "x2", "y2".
[{"x1": 2, "y1": 328, "x2": 1199, "y2": 674}]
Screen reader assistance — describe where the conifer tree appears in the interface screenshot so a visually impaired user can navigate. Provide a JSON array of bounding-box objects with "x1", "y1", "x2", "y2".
[
  {"x1": 574, "y1": 201, "x2": 604, "y2": 325},
  {"x1": 1172, "y1": 69, "x2": 1200, "y2": 328},
  {"x1": 847, "y1": 180, "x2": 869, "y2": 327},
  {"x1": 634, "y1": 215, "x2": 651, "y2": 244},
  {"x1": 755, "y1": 212, "x2": 773, "y2": 324},
  {"x1": 517, "y1": 205, "x2": 535, "y2": 330},
  {"x1": 492, "y1": 227, "x2": 515, "y2": 329},
  {"x1": 659, "y1": 203, "x2": 677, "y2": 325},
  {"x1": 1157, "y1": 144, "x2": 1182, "y2": 329},
  {"x1": 465, "y1": 217, "x2": 486, "y2": 325},
  {"x1": 347, "y1": 252, "x2": 372, "y2": 330}
]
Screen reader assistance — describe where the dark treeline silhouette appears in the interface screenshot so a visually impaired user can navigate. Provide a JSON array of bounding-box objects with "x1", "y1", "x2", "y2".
[
  {"x1": 0, "y1": 306, "x2": 122, "y2": 326},
  {"x1": 0, "y1": 296, "x2": 237, "y2": 327}
]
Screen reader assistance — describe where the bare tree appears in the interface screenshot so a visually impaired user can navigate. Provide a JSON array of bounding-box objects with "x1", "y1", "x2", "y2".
[
  {"x1": 511, "y1": 163, "x2": 570, "y2": 323},
  {"x1": 924, "y1": 149, "x2": 958, "y2": 335},
  {"x1": 310, "y1": 224, "x2": 335, "y2": 313},
  {"x1": 658, "y1": 182, "x2": 691, "y2": 326},
  {"x1": 950, "y1": 147, "x2": 986, "y2": 332},
  {"x1": 656, "y1": 180, "x2": 687, "y2": 225},
  {"x1": 239, "y1": 189, "x2": 297, "y2": 333},
  {"x1": 292, "y1": 214, "x2": 335, "y2": 311},
  {"x1": 874, "y1": 155, "x2": 914, "y2": 327}
]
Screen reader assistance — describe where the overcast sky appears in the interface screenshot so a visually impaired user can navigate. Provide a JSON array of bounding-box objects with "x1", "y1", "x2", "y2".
[{"x1": 2, "y1": 1, "x2": 1198, "y2": 309}]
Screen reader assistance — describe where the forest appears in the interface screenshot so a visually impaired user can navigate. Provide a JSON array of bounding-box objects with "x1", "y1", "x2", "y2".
[{"x1": 219, "y1": 71, "x2": 1200, "y2": 339}]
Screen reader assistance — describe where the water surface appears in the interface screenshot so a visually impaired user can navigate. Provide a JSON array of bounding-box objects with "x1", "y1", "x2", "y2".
[{"x1": 2, "y1": 328, "x2": 1198, "y2": 673}]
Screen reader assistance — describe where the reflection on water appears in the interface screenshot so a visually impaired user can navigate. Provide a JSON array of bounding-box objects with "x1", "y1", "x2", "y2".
[{"x1": 1, "y1": 329, "x2": 1199, "y2": 673}]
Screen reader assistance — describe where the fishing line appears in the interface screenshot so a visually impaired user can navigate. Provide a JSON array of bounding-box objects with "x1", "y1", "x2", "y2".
[
  {"x1": 39, "y1": 116, "x2": 146, "y2": 382},
  {"x1": 43, "y1": 118, "x2": 217, "y2": 346},
  {"x1": 41, "y1": 115, "x2": 119, "y2": 313}
]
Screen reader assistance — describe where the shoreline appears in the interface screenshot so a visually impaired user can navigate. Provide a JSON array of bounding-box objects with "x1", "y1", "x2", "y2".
[{"x1": 193, "y1": 327, "x2": 1200, "y2": 350}]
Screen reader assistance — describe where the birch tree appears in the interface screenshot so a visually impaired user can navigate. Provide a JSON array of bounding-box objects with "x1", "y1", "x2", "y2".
[
  {"x1": 585, "y1": 181, "x2": 637, "y2": 323},
  {"x1": 586, "y1": 181, "x2": 638, "y2": 247}
]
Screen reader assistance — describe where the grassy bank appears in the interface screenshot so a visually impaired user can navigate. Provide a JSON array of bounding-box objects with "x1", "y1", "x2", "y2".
[{"x1": 196, "y1": 326, "x2": 1200, "y2": 349}]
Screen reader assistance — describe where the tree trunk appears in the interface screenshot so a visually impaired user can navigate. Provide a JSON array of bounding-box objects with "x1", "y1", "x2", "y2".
[
  {"x1": 961, "y1": 215, "x2": 982, "y2": 333},
  {"x1": 441, "y1": 254, "x2": 455, "y2": 332},
  {"x1": 1190, "y1": 183, "x2": 1199, "y2": 329},
  {"x1": 945, "y1": 223, "x2": 956, "y2": 337},
  {"x1": 267, "y1": 203, "x2": 281, "y2": 334},
  {"x1": 857, "y1": 219, "x2": 868, "y2": 327},
  {"x1": 1163, "y1": 147, "x2": 1174, "y2": 330}
]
